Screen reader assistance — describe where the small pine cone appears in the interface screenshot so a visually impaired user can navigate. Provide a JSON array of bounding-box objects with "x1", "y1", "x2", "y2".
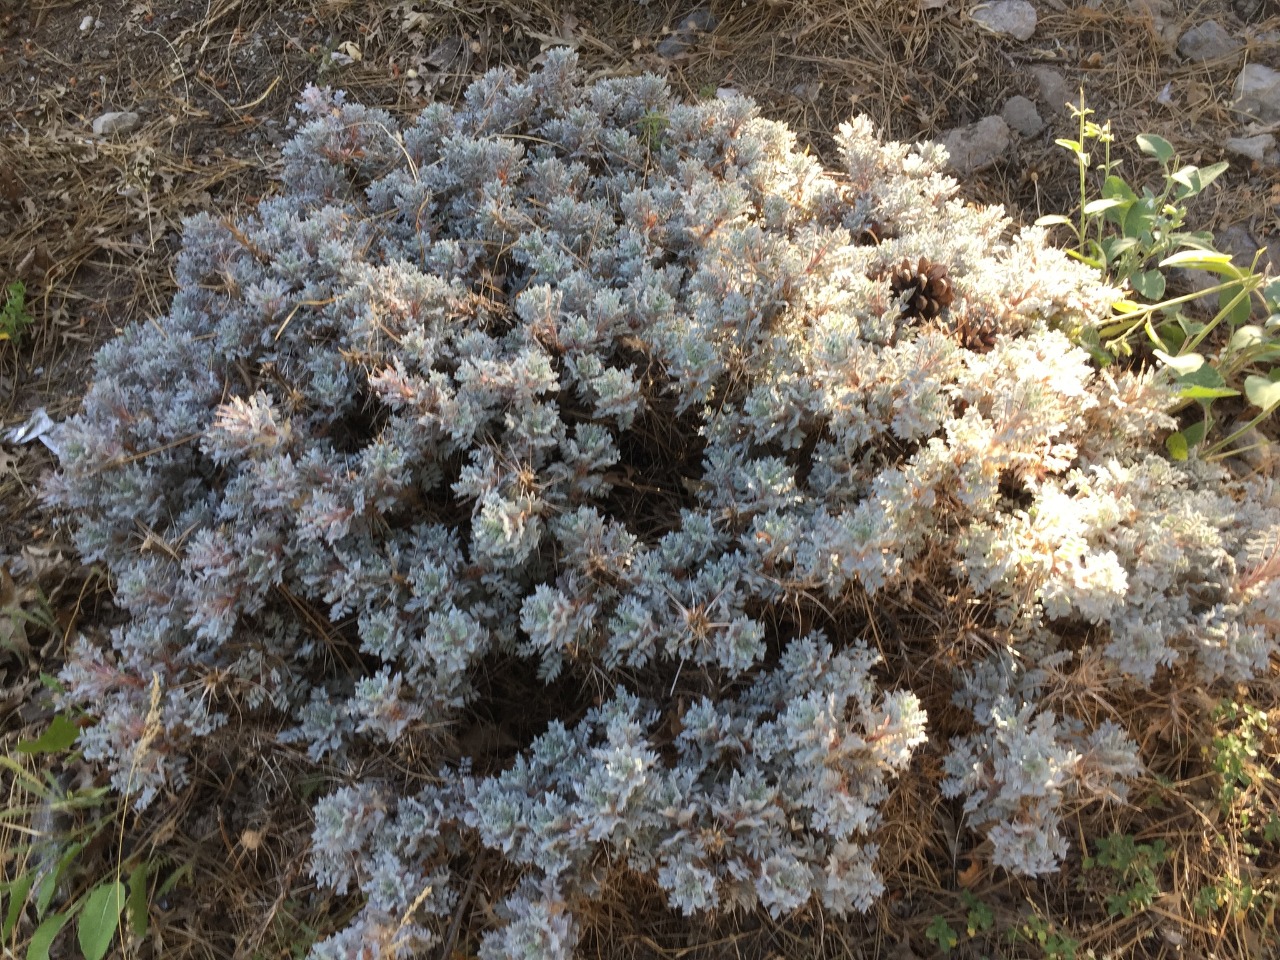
[
  {"x1": 951, "y1": 305, "x2": 999, "y2": 353},
  {"x1": 889, "y1": 256, "x2": 955, "y2": 321}
]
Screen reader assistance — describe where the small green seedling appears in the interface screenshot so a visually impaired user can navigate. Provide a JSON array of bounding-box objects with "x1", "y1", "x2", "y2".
[
  {"x1": 926, "y1": 914, "x2": 960, "y2": 953},
  {"x1": 925, "y1": 893, "x2": 995, "y2": 955},
  {"x1": 1009, "y1": 912, "x2": 1081, "y2": 960},
  {"x1": 1083, "y1": 832, "x2": 1168, "y2": 918},
  {"x1": 1, "y1": 281, "x2": 35, "y2": 343}
]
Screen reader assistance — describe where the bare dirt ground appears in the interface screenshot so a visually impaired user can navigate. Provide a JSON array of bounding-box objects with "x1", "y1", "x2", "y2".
[{"x1": 2, "y1": 1, "x2": 1279, "y2": 958}]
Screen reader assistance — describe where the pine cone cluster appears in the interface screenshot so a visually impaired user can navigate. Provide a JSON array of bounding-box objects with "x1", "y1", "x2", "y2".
[{"x1": 889, "y1": 256, "x2": 954, "y2": 321}]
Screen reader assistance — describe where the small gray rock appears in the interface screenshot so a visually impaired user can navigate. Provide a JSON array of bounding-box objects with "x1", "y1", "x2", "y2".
[
  {"x1": 1127, "y1": 0, "x2": 1179, "y2": 52},
  {"x1": 657, "y1": 5, "x2": 718, "y2": 58},
  {"x1": 1215, "y1": 224, "x2": 1260, "y2": 266},
  {"x1": 1234, "y1": 64, "x2": 1280, "y2": 123},
  {"x1": 1177, "y1": 20, "x2": 1242, "y2": 61},
  {"x1": 1223, "y1": 227, "x2": 1280, "y2": 277},
  {"x1": 1171, "y1": 225, "x2": 1278, "y2": 308},
  {"x1": 91, "y1": 111, "x2": 140, "y2": 136},
  {"x1": 1225, "y1": 133, "x2": 1277, "y2": 165},
  {"x1": 970, "y1": 1, "x2": 1037, "y2": 41},
  {"x1": 789, "y1": 81, "x2": 822, "y2": 103},
  {"x1": 942, "y1": 115, "x2": 1011, "y2": 173},
  {"x1": 1234, "y1": 0, "x2": 1267, "y2": 23},
  {"x1": 1224, "y1": 418, "x2": 1269, "y2": 473},
  {"x1": 1001, "y1": 95, "x2": 1044, "y2": 137},
  {"x1": 656, "y1": 34, "x2": 693, "y2": 57},
  {"x1": 677, "y1": 6, "x2": 717, "y2": 33},
  {"x1": 1030, "y1": 65, "x2": 1072, "y2": 115},
  {"x1": 1170, "y1": 267, "x2": 1218, "y2": 299}
]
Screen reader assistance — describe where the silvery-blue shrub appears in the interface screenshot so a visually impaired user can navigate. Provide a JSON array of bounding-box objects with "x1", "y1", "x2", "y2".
[{"x1": 50, "y1": 50, "x2": 1279, "y2": 958}]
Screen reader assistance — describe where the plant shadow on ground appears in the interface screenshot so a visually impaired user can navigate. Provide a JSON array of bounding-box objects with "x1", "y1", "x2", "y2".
[{"x1": 1, "y1": 0, "x2": 1279, "y2": 959}]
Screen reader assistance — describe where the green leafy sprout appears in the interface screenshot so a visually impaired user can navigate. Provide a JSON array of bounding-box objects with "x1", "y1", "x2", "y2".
[
  {"x1": 925, "y1": 914, "x2": 960, "y2": 954},
  {"x1": 1210, "y1": 699, "x2": 1273, "y2": 820},
  {"x1": 1082, "y1": 832, "x2": 1169, "y2": 919},
  {"x1": 925, "y1": 892, "x2": 995, "y2": 955},
  {"x1": 0, "y1": 681, "x2": 172, "y2": 960},
  {"x1": 1038, "y1": 97, "x2": 1280, "y2": 462},
  {"x1": 1, "y1": 281, "x2": 35, "y2": 344}
]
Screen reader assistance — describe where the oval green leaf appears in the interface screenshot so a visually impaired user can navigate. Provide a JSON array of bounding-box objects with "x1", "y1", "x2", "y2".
[
  {"x1": 77, "y1": 881, "x2": 125, "y2": 960},
  {"x1": 1174, "y1": 363, "x2": 1238, "y2": 400},
  {"x1": 1264, "y1": 278, "x2": 1280, "y2": 311},
  {"x1": 1158, "y1": 249, "x2": 1234, "y2": 268},
  {"x1": 1102, "y1": 175, "x2": 1139, "y2": 203},
  {"x1": 1167, "y1": 419, "x2": 1209, "y2": 459},
  {"x1": 1183, "y1": 419, "x2": 1207, "y2": 448},
  {"x1": 1158, "y1": 250, "x2": 1246, "y2": 280},
  {"x1": 1218, "y1": 284, "x2": 1252, "y2": 329},
  {"x1": 28, "y1": 910, "x2": 71, "y2": 960},
  {"x1": 1245, "y1": 375, "x2": 1280, "y2": 412},
  {"x1": 1178, "y1": 385, "x2": 1240, "y2": 400},
  {"x1": 1153, "y1": 350, "x2": 1204, "y2": 375},
  {"x1": 17, "y1": 715, "x2": 79, "y2": 755},
  {"x1": 3, "y1": 871, "x2": 33, "y2": 939},
  {"x1": 36, "y1": 842, "x2": 84, "y2": 917},
  {"x1": 127, "y1": 862, "x2": 150, "y2": 938},
  {"x1": 1176, "y1": 231, "x2": 1217, "y2": 250},
  {"x1": 1195, "y1": 160, "x2": 1229, "y2": 191},
  {"x1": 1034, "y1": 214, "x2": 1072, "y2": 227},
  {"x1": 1101, "y1": 236, "x2": 1140, "y2": 265},
  {"x1": 1229, "y1": 325, "x2": 1266, "y2": 351},
  {"x1": 1171, "y1": 165, "x2": 1203, "y2": 194},
  {"x1": 1122, "y1": 207, "x2": 1155, "y2": 241},
  {"x1": 1131, "y1": 268, "x2": 1166, "y2": 300},
  {"x1": 1136, "y1": 133, "x2": 1174, "y2": 163},
  {"x1": 1156, "y1": 323, "x2": 1187, "y2": 353},
  {"x1": 1083, "y1": 198, "x2": 1127, "y2": 215}
]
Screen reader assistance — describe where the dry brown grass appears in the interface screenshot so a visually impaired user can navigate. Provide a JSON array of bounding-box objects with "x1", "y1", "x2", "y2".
[{"x1": 2, "y1": 0, "x2": 1279, "y2": 958}]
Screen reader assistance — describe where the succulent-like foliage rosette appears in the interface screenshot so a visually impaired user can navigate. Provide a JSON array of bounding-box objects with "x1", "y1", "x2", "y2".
[{"x1": 49, "y1": 51, "x2": 1278, "y2": 958}]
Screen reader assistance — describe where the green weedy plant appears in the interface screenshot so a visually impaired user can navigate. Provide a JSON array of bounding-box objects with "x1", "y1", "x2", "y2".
[
  {"x1": 1008, "y1": 912, "x2": 1081, "y2": 960},
  {"x1": 1210, "y1": 699, "x2": 1270, "y2": 818},
  {"x1": 636, "y1": 108, "x2": 669, "y2": 151},
  {"x1": 962, "y1": 891, "x2": 995, "y2": 941},
  {"x1": 0, "y1": 683, "x2": 163, "y2": 960},
  {"x1": 0, "y1": 281, "x2": 35, "y2": 344},
  {"x1": 925, "y1": 913, "x2": 960, "y2": 954},
  {"x1": 1193, "y1": 862, "x2": 1278, "y2": 929},
  {"x1": 925, "y1": 892, "x2": 995, "y2": 955},
  {"x1": 1081, "y1": 832, "x2": 1168, "y2": 919},
  {"x1": 1208, "y1": 697, "x2": 1278, "y2": 852},
  {"x1": 1186, "y1": 700, "x2": 1279, "y2": 931},
  {"x1": 1037, "y1": 98, "x2": 1280, "y2": 461}
]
